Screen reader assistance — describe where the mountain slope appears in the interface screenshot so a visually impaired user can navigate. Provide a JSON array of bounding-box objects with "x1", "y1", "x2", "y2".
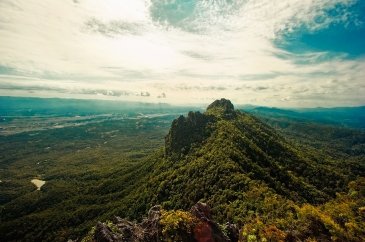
[
  {"x1": 84, "y1": 99, "x2": 364, "y2": 242},
  {"x1": 2, "y1": 99, "x2": 363, "y2": 241},
  {"x1": 86, "y1": 177, "x2": 365, "y2": 242},
  {"x1": 121, "y1": 99, "x2": 352, "y2": 222}
]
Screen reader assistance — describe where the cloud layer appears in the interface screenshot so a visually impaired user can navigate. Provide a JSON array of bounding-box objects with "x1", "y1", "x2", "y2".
[{"x1": 0, "y1": 0, "x2": 364, "y2": 107}]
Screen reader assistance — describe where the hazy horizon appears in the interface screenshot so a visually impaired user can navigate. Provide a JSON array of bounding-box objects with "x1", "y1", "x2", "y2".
[
  {"x1": 1, "y1": 0, "x2": 365, "y2": 107},
  {"x1": 2, "y1": 95, "x2": 365, "y2": 110}
]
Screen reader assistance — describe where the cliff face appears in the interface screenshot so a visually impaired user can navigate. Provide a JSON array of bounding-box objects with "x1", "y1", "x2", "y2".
[
  {"x1": 164, "y1": 111, "x2": 214, "y2": 157},
  {"x1": 164, "y1": 99, "x2": 237, "y2": 157}
]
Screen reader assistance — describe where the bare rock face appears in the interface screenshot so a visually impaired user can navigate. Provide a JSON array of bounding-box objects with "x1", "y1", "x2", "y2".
[
  {"x1": 190, "y1": 202, "x2": 213, "y2": 221},
  {"x1": 94, "y1": 222, "x2": 122, "y2": 242},
  {"x1": 112, "y1": 217, "x2": 135, "y2": 241},
  {"x1": 139, "y1": 205, "x2": 162, "y2": 241},
  {"x1": 165, "y1": 111, "x2": 214, "y2": 157},
  {"x1": 105, "y1": 206, "x2": 162, "y2": 242},
  {"x1": 164, "y1": 99, "x2": 237, "y2": 158},
  {"x1": 190, "y1": 202, "x2": 230, "y2": 242}
]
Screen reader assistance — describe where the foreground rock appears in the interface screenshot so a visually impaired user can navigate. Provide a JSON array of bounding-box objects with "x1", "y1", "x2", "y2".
[{"x1": 86, "y1": 202, "x2": 238, "y2": 242}]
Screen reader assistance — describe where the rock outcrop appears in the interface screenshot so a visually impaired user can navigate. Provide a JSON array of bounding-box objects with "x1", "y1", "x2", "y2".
[
  {"x1": 164, "y1": 98, "x2": 238, "y2": 157},
  {"x1": 91, "y1": 203, "x2": 238, "y2": 242},
  {"x1": 164, "y1": 111, "x2": 214, "y2": 157},
  {"x1": 190, "y1": 202, "x2": 230, "y2": 242},
  {"x1": 206, "y1": 98, "x2": 234, "y2": 113},
  {"x1": 206, "y1": 98, "x2": 236, "y2": 118},
  {"x1": 94, "y1": 222, "x2": 123, "y2": 242}
]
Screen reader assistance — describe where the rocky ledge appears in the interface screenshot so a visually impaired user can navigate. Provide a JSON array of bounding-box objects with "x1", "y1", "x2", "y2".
[{"x1": 84, "y1": 202, "x2": 239, "y2": 242}]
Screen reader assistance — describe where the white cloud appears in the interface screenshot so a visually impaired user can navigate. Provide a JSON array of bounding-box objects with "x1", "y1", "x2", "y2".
[{"x1": 0, "y1": 0, "x2": 363, "y2": 107}]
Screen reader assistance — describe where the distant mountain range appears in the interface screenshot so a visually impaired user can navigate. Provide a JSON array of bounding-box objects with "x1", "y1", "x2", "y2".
[
  {"x1": 0, "y1": 96, "x2": 190, "y2": 116},
  {"x1": 1, "y1": 96, "x2": 364, "y2": 128},
  {"x1": 243, "y1": 105, "x2": 365, "y2": 129}
]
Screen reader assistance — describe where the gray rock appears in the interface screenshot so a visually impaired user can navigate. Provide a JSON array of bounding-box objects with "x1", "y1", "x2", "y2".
[{"x1": 94, "y1": 222, "x2": 122, "y2": 242}]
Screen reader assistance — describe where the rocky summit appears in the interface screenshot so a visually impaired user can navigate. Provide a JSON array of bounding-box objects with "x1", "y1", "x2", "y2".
[
  {"x1": 206, "y1": 98, "x2": 235, "y2": 113},
  {"x1": 165, "y1": 98, "x2": 237, "y2": 157}
]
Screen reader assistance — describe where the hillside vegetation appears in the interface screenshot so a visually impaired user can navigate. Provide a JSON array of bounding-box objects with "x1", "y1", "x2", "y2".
[
  {"x1": 1, "y1": 98, "x2": 364, "y2": 241},
  {"x1": 83, "y1": 99, "x2": 365, "y2": 242}
]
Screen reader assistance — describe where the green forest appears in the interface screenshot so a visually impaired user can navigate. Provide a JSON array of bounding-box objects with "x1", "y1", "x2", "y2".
[{"x1": 0, "y1": 98, "x2": 364, "y2": 242}]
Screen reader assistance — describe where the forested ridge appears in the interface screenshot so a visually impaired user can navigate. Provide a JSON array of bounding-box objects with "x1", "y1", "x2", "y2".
[
  {"x1": 1, "y1": 99, "x2": 364, "y2": 241},
  {"x1": 82, "y1": 99, "x2": 365, "y2": 242}
]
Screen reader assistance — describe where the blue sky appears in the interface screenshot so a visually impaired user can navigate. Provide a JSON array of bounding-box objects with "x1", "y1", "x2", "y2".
[
  {"x1": 277, "y1": 0, "x2": 365, "y2": 58},
  {"x1": 0, "y1": 0, "x2": 364, "y2": 107}
]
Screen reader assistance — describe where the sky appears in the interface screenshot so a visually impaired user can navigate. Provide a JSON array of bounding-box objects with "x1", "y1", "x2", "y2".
[{"x1": 0, "y1": 0, "x2": 364, "y2": 107}]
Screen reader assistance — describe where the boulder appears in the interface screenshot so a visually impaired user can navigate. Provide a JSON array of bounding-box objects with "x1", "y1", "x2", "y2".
[{"x1": 94, "y1": 222, "x2": 122, "y2": 242}]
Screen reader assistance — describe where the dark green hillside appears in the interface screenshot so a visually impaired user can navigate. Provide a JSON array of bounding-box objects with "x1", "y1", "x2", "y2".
[
  {"x1": 1, "y1": 98, "x2": 364, "y2": 241},
  {"x1": 248, "y1": 110, "x2": 365, "y2": 180},
  {"x1": 127, "y1": 100, "x2": 354, "y2": 216},
  {"x1": 83, "y1": 99, "x2": 365, "y2": 242},
  {"x1": 85, "y1": 177, "x2": 365, "y2": 242},
  {"x1": 0, "y1": 115, "x2": 174, "y2": 242}
]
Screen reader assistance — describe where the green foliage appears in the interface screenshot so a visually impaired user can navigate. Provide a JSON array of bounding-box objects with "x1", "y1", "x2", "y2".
[
  {"x1": 237, "y1": 178, "x2": 365, "y2": 242},
  {"x1": 160, "y1": 210, "x2": 198, "y2": 242},
  {"x1": 1, "y1": 100, "x2": 364, "y2": 242},
  {"x1": 0, "y1": 115, "x2": 173, "y2": 241},
  {"x1": 240, "y1": 217, "x2": 286, "y2": 242}
]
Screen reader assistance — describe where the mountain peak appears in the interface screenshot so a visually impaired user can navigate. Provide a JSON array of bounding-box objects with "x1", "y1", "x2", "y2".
[
  {"x1": 206, "y1": 98, "x2": 237, "y2": 119},
  {"x1": 165, "y1": 99, "x2": 237, "y2": 157},
  {"x1": 206, "y1": 98, "x2": 234, "y2": 112}
]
